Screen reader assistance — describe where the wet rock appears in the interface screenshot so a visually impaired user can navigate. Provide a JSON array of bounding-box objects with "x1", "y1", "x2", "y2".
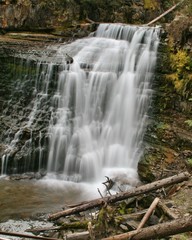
[
  {"x1": 119, "y1": 224, "x2": 128, "y2": 231},
  {"x1": 0, "y1": 143, "x2": 7, "y2": 157},
  {"x1": 148, "y1": 215, "x2": 159, "y2": 226},
  {"x1": 137, "y1": 144, "x2": 188, "y2": 183},
  {"x1": 138, "y1": 147, "x2": 161, "y2": 182}
]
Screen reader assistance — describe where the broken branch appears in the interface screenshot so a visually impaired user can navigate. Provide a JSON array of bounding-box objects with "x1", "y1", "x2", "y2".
[{"x1": 137, "y1": 197, "x2": 159, "y2": 230}]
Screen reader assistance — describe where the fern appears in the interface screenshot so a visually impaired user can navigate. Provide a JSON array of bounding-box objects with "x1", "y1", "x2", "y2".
[{"x1": 184, "y1": 120, "x2": 192, "y2": 128}]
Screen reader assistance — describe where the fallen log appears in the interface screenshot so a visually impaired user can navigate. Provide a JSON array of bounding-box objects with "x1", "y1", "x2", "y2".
[
  {"x1": 136, "y1": 197, "x2": 159, "y2": 230},
  {"x1": 48, "y1": 172, "x2": 190, "y2": 220},
  {"x1": 26, "y1": 221, "x2": 89, "y2": 233},
  {"x1": 146, "y1": 0, "x2": 186, "y2": 26},
  {"x1": 0, "y1": 231, "x2": 58, "y2": 240},
  {"x1": 102, "y1": 215, "x2": 192, "y2": 240},
  {"x1": 63, "y1": 231, "x2": 90, "y2": 240},
  {"x1": 66, "y1": 200, "x2": 90, "y2": 208},
  {"x1": 115, "y1": 209, "x2": 147, "y2": 222},
  {"x1": 26, "y1": 226, "x2": 61, "y2": 233},
  {"x1": 157, "y1": 199, "x2": 178, "y2": 220},
  {"x1": 0, "y1": 230, "x2": 90, "y2": 240}
]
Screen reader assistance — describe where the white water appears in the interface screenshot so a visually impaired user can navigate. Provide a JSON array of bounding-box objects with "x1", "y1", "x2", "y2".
[{"x1": 47, "y1": 23, "x2": 160, "y2": 185}]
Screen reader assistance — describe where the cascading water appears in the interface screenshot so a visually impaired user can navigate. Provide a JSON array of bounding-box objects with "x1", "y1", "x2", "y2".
[
  {"x1": 0, "y1": 48, "x2": 56, "y2": 175},
  {"x1": 47, "y1": 23, "x2": 160, "y2": 185},
  {"x1": 0, "y1": 23, "x2": 160, "y2": 190}
]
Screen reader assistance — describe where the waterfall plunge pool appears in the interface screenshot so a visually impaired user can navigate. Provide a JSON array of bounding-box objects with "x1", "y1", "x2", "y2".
[
  {"x1": 0, "y1": 166, "x2": 139, "y2": 222},
  {"x1": 0, "y1": 177, "x2": 99, "y2": 222}
]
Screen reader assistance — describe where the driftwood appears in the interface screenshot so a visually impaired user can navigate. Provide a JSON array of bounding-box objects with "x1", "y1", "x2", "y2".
[
  {"x1": 64, "y1": 231, "x2": 90, "y2": 240},
  {"x1": 26, "y1": 226, "x2": 61, "y2": 233},
  {"x1": 115, "y1": 209, "x2": 147, "y2": 223},
  {"x1": 26, "y1": 221, "x2": 89, "y2": 233},
  {"x1": 102, "y1": 176, "x2": 115, "y2": 191},
  {"x1": 66, "y1": 200, "x2": 89, "y2": 208},
  {"x1": 147, "y1": 0, "x2": 186, "y2": 26},
  {"x1": 0, "y1": 238, "x2": 10, "y2": 240},
  {"x1": 157, "y1": 199, "x2": 178, "y2": 220},
  {"x1": 0, "y1": 230, "x2": 90, "y2": 240},
  {"x1": 136, "y1": 197, "x2": 159, "y2": 230},
  {"x1": 102, "y1": 215, "x2": 192, "y2": 240},
  {"x1": 48, "y1": 172, "x2": 190, "y2": 220},
  {"x1": 0, "y1": 231, "x2": 58, "y2": 240}
]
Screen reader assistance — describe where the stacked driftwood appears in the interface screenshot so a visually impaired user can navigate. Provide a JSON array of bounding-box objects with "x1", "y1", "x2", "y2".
[{"x1": 0, "y1": 171, "x2": 191, "y2": 240}]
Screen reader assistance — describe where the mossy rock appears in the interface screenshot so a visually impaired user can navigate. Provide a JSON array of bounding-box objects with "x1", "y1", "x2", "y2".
[
  {"x1": 143, "y1": 0, "x2": 159, "y2": 10},
  {"x1": 138, "y1": 147, "x2": 163, "y2": 183}
]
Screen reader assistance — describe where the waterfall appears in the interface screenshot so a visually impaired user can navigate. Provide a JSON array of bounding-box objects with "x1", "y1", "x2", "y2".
[
  {"x1": 47, "y1": 23, "x2": 160, "y2": 183},
  {"x1": 0, "y1": 23, "x2": 159, "y2": 183}
]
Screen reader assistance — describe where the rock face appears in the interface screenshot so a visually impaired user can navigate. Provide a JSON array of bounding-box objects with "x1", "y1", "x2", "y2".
[
  {"x1": 0, "y1": 0, "x2": 192, "y2": 179},
  {"x1": 138, "y1": 11, "x2": 192, "y2": 182},
  {"x1": 0, "y1": 0, "x2": 175, "y2": 33},
  {"x1": 0, "y1": 40, "x2": 50, "y2": 174}
]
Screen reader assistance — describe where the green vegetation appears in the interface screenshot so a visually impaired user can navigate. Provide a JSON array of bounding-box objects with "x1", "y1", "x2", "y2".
[
  {"x1": 172, "y1": 233, "x2": 192, "y2": 240},
  {"x1": 187, "y1": 158, "x2": 192, "y2": 165},
  {"x1": 166, "y1": 45, "x2": 192, "y2": 97},
  {"x1": 156, "y1": 122, "x2": 170, "y2": 130},
  {"x1": 143, "y1": 0, "x2": 159, "y2": 10},
  {"x1": 184, "y1": 119, "x2": 192, "y2": 128}
]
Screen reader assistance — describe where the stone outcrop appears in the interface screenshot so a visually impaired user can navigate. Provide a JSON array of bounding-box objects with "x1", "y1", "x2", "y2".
[{"x1": 0, "y1": 0, "x2": 181, "y2": 34}]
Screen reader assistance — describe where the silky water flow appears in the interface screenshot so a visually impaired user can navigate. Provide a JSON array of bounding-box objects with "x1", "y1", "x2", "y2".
[
  {"x1": 0, "y1": 24, "x2": 160, "y2": 219},
  {"x1": 47, "y1": 23, "x2": 160, "y2": 190},
  {"x1": 0, "y1": 23, "x2": 160, "y2": 191}
]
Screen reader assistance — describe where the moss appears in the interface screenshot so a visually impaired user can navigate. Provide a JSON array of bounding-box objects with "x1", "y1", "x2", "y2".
[
  {"x1": 187, "y1": 158, "x2": 192, "y2": 166},
  {"x1": 60, "y1": 220, "x2": 89, "y2": 229},
  {"x1": 117, "y1": 201, "x2": 133, "y2": 215},
  {"x1": 180, "y1": 0, "x2": 192, "y2": 16},
  {"x1": 171, "y1": 233, "x2": 192, "y2": 240},
  {"x1": 95, "y1": 205, "x2": 116, "y2": 237},
  {"x1": 156, "y1": 122, "x2": 170, "y2": 130},
  {"x1": 138, "y1": 153, "x2": 157, "y2": 182},
  {"x1": 143, "y1": 0, "x2": 159, "y2": 10}
]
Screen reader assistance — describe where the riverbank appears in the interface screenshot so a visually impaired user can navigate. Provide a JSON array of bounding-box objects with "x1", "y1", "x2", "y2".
[{"x1": 0, "y1": 172, "x2": 191, "y2": 239}]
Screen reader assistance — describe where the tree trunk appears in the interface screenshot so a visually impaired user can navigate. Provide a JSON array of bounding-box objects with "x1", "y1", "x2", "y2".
[{"x1": 48, "y1": 172, "x2": 190, "y2": 220}]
